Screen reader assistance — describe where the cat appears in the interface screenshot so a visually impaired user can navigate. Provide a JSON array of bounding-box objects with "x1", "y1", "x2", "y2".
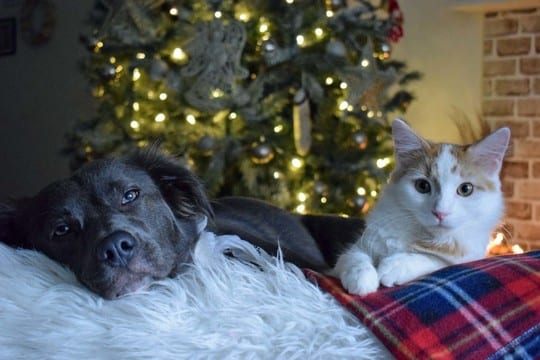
[{"x1": 332, "y1": 118, "x2": 511, "y2": 295}]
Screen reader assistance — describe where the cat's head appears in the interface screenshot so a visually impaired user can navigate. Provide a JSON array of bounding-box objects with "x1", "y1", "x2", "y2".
[{"x1": 388, "y1": 118, "x2": 510, "y2": 233}]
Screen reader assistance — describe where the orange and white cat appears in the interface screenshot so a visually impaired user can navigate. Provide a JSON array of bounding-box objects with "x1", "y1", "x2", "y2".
[{"x1": 332, "y1": 119, "x2": 511, "y2": 295}]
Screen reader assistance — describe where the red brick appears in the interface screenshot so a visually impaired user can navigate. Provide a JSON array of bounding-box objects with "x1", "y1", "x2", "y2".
[
  {"x1": 515, "y1": 139, "x2": 540, "y2": 158},
  {"x1": 484, "y1": 18, "x2": 518, "y2": 37},
  {"x1": 501, "y1": 160, "x2": 529, "y2": 178},
  {"x1": 483, "y1": 99, "x2": 514, "y2": 116},
  {"x1": 520, "y1": 58, "x2": 540, "y2": 75},
  {"x1": 493, "y1": 120, "x2": 529, "y2": 138},
  {"x1": 497, "y1": 38, "x2": 531, "y2": 56},
  {"x1": 535, "y1": 77, "x2": 540, "y2": 94},
  {"x1": 521, "y1": 15, "x2": 540, "y2": 33},
  {"x1": 517, "y1": 180, "x2": 540, "y2": 199},
  {"x1": 485, "y1": 40, "x2": 493, "y2": 56},
  {"x1": 505, "y1": 201, "x2": 532, "y2": 220},
  {"x1": 483, "y1": 79, "x2": 493, "y2": 96},
  {"x1": 514, "y1": 222, "x2": 540, "y2": 243},
  {"x1": 517, "y1": 98, "x2": 540, "y2": 116},
  {"x1": 483, "y1": 59, "x2": 516, "y2": 77},
  {"x1": 502, "y1": 179, "x2": 514, "y2": 197},
  {"x1": 533, "y1": 161, "x2": 540, "y2": 177},
  {"x1": 532, "y1": 119, "x2": 540, "y2": 137},
  {"x1": 537, "y1": 36, "x2": 540, "y2": 53},
  {"x1": 534, "y1": 204, "x2": 540, "y2": 221},
  {"x1": 494, "y1": 79, "x2": 530, "y2": 96}
]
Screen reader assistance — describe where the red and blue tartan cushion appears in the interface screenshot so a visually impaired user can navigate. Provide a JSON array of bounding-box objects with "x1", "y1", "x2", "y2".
[{"x1": 305, "y1": 251, "x2": 540, "y2": 360}]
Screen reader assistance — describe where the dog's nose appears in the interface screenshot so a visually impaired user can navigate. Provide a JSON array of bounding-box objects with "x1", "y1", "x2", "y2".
[{"x1": 96, "y1": 231, "x2": 136, "y2": 267}]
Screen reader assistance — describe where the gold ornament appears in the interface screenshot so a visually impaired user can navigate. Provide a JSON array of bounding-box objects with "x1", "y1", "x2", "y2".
[
  {"x1": 293, "y1": 88, "x2": 312, "y2": 156},
  {"x1": 250, "y1": 142, "x2": 274, "y2": 165}
]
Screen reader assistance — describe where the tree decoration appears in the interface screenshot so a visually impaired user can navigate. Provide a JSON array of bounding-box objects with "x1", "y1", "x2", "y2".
[{"x1": 67, "y1": 0, "x2": 419, "y2": 215}]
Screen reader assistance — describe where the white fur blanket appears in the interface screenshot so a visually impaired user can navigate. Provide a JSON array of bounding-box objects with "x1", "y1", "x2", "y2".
[{"x1": 0, "y1": 232, "x2": 389, "y2": 359}]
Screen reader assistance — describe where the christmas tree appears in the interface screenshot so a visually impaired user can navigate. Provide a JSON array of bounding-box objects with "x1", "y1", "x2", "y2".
[{"x1": 67, "y1": 0, "x2": 419, "y2": 215}]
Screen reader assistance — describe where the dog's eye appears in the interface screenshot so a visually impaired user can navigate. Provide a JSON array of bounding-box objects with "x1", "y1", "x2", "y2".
[
  {"x1": 53, "y1": 224, "x2": 71, "y2": 237},
  {"x1": 122, "y1": 189, "x2": 140, "y2": 205}
]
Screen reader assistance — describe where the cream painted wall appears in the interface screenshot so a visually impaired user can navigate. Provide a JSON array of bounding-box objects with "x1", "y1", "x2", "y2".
[{"x1": 392, "y1": 0, "x2": 484, "y2": 143}]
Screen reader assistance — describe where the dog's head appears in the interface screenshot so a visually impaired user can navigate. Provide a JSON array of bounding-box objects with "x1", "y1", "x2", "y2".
[{"x1": 0, "y1": 148, "x2": 213, "y2": 299}]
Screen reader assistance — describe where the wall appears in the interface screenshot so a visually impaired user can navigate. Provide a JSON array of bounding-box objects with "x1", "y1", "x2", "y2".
[
  {"x1": 482, "y1": 8, "x2": 540, "y2": 250},
  {"x1": 0, "y1": 0, "x2": 94, "y2": 199},
  {"x1": 392, "y1": 0, "x2": 484, "y2": 143}
]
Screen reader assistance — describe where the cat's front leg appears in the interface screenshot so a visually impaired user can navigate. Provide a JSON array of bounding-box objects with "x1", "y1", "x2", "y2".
[
  {"x1": 378, "y1": 252, "x2": 447, "y2": 287},
  {"x1": 332, "y1": 246, "x2": 379, "y2": 295}
]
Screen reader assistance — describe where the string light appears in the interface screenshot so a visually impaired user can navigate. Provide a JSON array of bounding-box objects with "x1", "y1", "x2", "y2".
[
  {"x1": 132, "y1": 68, "x2": 141, "y2": 81},
  {"x1": 339, "y1": 82, "x2": 348, "y2": 89},
  {"x1": 211, "y1": 89, "x2": 224, "y2": 98},
  {"x1": 229, "y1": 112, "x2": 238, "y2": 120},
  {"x1": 171, "y1": 47, "x2": 187, "y2": 62},
  {"x1": 297, "y1": 192, "x2": 308, "y2": 202},
  {"x1": 326, "y1": 10, "x2": 334, "y2": 17},
  {"x1": 274, "y1": 124, "x2": 284, "y2": 133},
  {"x1": 109, "y1": 57, "x2": 116, "y2": 64},
  {"x1": 320, "y1": 197, "x2": 327, "y2": 204},
  {"x1": 357, "y1": 187, "x2": 366, "y2": 196},
  {"x1": 296, "y1": 35, "x2": 305, "y2": 46},
  {"x1": 154, "y1": 113, "x2": 166, "y2": 122},
  {"x1": 325, "y1": 77, "x2": 334, "y2": 85},
  {"x1": 376, "y1": 157, "x2": 391, "y2": 168},
  {"x1": 186, "y1": 114, "x2": 196, "y2": 125},
  {"x1": 237, "y1": 13, "x2": 249, "y2": 22},
  {"x1": 295, "y1": 204, "x2": 306, "y2": 214},
  {"x1": 169, "y1": 7, "x2": 178, "y2": 16},
  {"x1": 259, "y1": 23, "x2": 269, "y2": 33},
  {"x1": 367, "y1": 110, "x2": 375, "y2": 118},
  {"x1": 136, "y1": 53, "x2": 146, "y2": 59},
  {"x1": 370, "y1": 190, "x2": 378, "y2": 197},
  {"x1": 291, "y1": 157, "x2": 303, "y2": 169},
  {"x1": 159, "y1": 92, "x2": 167, "y2": 101},
  {"x1": 339, "y1": 100, "x2": 349, "y2": 111},
  {"x1": 361, "y1": 59, "x2": 370, "y2": 67},
  {"x1": 132, "y1": 102, "x2": 140, "y2": 111},
  {"x1": 214, "y1": 11, "x2": 222, "y2": 18},
  {"x1": 314, "y1": 27, "x2": 324, "y2": 38},
  {"x1": 130, "y1": 120, "x2": 140, "y2": 130},
  {"x1": 286, "y1": 0, "x2": 294, "y2": 3},
  {"x1": 273, "y1": 171, "x2": 281, "y2": 179}
]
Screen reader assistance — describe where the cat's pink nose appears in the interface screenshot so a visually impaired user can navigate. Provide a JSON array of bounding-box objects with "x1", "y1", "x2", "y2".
[{"x1": 432, "y1": 211, "x2": 448, "y2": 222}]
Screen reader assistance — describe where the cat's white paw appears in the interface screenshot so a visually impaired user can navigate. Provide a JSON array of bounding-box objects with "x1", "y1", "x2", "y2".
[
  {"x1": 377, "y1": 253, "x2": 418, "y2": 287},
  {"x1": 339, "y1": 264, "x2": 379, "y2": 295}
]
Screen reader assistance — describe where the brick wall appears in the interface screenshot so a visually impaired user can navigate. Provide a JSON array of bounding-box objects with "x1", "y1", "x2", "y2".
[{"x1": 483, "y1": 8, "x2": 540, "y2": 250}]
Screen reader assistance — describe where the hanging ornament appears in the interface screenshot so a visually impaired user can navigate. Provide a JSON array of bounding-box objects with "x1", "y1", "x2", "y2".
[
  {"x1": 387, "y1": 0, "x2": 404, "y2": 42},
  {"x1": 352, "y1": 131, "x2": 368, "y2": 150},
  {"x1": 348, "y1": 195, "x2": 367, "y2": 213},
  {"x1": 197, "y1": 135, "x2": 217, "y2": 156},
  {"x1": 325, "y1": 39, "x2": 347, "y2": 58},
  {"x1": 313, "y1": 181, "x2": 328, "y2": 196},
  {"x1": 100, "y1": 64, "x2": 117, "y2": 81},
  {"x1": 293, "y1": 88, "x2": 312, "y2": 157},
  {"x1": 149, "y1": 58, "x2": 169, "y2": 81},
  {"x1": 250, "y1": 142, "x2": 275, "y2": 165},
  {"x1": 374, "y1": 41, "x2": 392, "y2": 60}
]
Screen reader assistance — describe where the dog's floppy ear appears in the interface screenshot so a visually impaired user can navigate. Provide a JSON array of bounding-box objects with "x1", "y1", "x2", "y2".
[
  {"x1": 0, "y1": 201, "x2": 31, "y2": 248},
  {"x1": 126, "y1": 147, "x2": 214, "y2": 220}
]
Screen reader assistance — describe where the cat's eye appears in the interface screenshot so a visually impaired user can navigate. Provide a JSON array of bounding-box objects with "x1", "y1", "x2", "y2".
[
  {"x1": 122, "y1": 189, "x2": 140, "y2": 205},
  {"x1": 414, "y1": 179, "x2": 431, "y2": 194},
  {"x1": 53, "y1": 224, "x2": 71, "y2": 237},
  {"x1": 457, "y1": 182, "x2": 474, "y2": 197}
]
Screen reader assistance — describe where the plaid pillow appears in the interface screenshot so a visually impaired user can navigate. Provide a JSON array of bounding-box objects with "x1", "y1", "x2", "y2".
[{"x1": 305, "y1": 251, "x2": 540, "y2": 359}]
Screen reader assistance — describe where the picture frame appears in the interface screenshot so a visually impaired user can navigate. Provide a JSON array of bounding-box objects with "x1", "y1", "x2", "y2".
[{"x1": 0, "y1": 17, "x2": 16, "y2": 56}]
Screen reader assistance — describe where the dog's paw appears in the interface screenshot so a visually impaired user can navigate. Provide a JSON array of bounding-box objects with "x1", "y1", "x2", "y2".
[
  {"x1": 377, "y1": 253, "x2": 418, "y2": 287},
  {"x1": 338, "y1": 263, "x2": 379, "y2": 296}
]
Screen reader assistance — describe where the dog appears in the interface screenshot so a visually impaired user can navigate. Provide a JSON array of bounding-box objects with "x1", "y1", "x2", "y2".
[{"x1": 0, "y1": 148, "x2": 360, "y2": 299}]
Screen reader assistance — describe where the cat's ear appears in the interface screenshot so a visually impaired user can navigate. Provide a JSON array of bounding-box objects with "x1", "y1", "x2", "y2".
[
  {"x1": 468, "y1": 127, "x2": 511, "y2": 175},
  {"x1": 391, "y1": 118, "x2": 428, "y2": 160}
]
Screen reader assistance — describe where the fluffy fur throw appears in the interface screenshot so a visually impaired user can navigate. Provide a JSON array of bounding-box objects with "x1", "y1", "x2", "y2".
[{"x1": 0, "y1": 232, "x2": 388, "y2": 359}]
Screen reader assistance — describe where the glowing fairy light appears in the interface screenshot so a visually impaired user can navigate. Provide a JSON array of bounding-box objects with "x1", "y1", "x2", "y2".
[
  {"x1": 291, "y1": 157, "x2": 303, "y2": 169},
  {"x1": 357, "y1": 187, "x2": 366, "y2": 196},
  {"x1": 109, "y1": 57, "x2": 116, "y2": 63},
  {"x1": 339, "y1": 82, "x2": 348, "y2": 90},
  {"x1": 376, "y1": 157, "x2": 391, "y2": 168},
  {"x1": 296, "y1": 35, "x2": 305, "y2": 46},
  {"x1": 130, "y1": 120, "x2": 139, "y2": 130},
  {"x1": 136, "y1": 53, "x2": 146, "y2": 59},
  {"x1": 339, "y1": 100, "x2": 349, "y2": 111},
  {"x1": 314, "y1": 27, "x2": 324, "y2": 38},
  {"x1": 186, "y1": 114, "x2": 196, "y2": 125},
  {"x1": 286, "y1": 0, "x2": 294, "y2": 3},
  {"x1": 211, "y1": 88, "x2": 225, "y2": 98},
  {"x1": 154, "y1": 113, "x2": 166, "y2": 122},
  {"x1": 274, "y1": 124, "x2": 284, "y2": 133},
  {"x1": 273, "y1": 171, "x2": 281, "y2": 179},
  {"x1": 132, "y1": 68, "x2": 141, "y2": 81},
  {"x1": 325, "y1": 77, "x2": 334, "y2": 85},
  {"x1": 159, "y1": 92, "x2": 167, "y2": 101},
  {"x1": 367, "y1": 110, "x2": 375, "y2": 118},
  {"x1": 171, "y1": 47, "x2": 187, "y2": 62},
  {"x1": 214, "y1": 11, "x2": 222, "y2": 18},
  {"x1": 296, "y1": 204, "x2": 306, "y2": 214},
  {"x1": 169, "y1": 7, "x2": 178, "y2": 16},
  {"x1": 132, "y1": 102, "x2": 140, "y2": 111},
  {"x1": 370, "y1": 190, "x2": 378, "y2": 197},
  {"x1": 320, "y1": 197, "x2": 327, "y2": 204},
  {"x1": 361, "y1": 59, "x2": 370, "y2": 67},
  {"x1": 229, "y1": 112, "x2": 238, "y2": 120},
  {"x1": 259, "y1": 23, "x2": 269, "y2": 33},
  {"x1": 297, "y1": 192, "x2": 308, "y2": 202}
]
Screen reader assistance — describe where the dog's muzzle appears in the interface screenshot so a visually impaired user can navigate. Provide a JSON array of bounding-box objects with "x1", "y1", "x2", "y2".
[{"x1": 96, "y1": 231, "x2": 136, "y2": 267}]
